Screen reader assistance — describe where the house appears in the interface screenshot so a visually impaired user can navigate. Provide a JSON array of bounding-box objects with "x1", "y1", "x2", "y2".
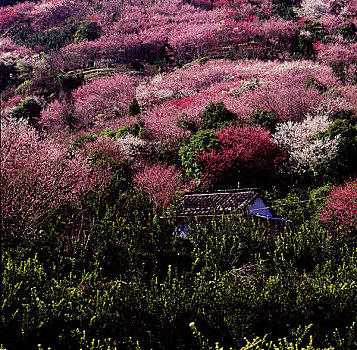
[{"x1": 173, "y1": 188, "x2": 291, "y2": 236}]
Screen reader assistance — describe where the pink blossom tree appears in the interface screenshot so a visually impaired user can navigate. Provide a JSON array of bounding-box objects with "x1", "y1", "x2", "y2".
[
  {"x1": 134, "y1": 163, "x2": 189, "y2": 211},
  {"x1": 1, "y1": 118, "x2": 110, "y2": 240},
  {"x1": 40, "y1": 99, "x2": 69, "y2": 134},
  {"x1": 0, "y1": 37, "x2": 33, "y2": 62},
  {"x1": 77, "y1": 135, "x2": 123, "y2": 164},
  {"x1": 29, "y1": 0, "x2": 88, "y2": 31},
  {"x1": 71, "y1": 73, "x2": 137, "y2": 129}
]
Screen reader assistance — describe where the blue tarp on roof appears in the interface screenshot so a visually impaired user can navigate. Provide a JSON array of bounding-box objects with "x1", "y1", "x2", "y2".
[{"x1": 249, "y1": 197, "x2": 292, "y2": 222}]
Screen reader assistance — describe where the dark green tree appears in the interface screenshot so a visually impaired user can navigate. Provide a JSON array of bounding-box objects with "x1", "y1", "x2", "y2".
[
  {"x1": 74, "y1": 21, "x2": 101, "y2": 43},
  {"x1": 179, "y1": 129, "x2": 219, "y2": 180},
  {"x1": 319, "y1": 109, "x2": 357, "y2": 181},
  {"x1": 330, "y1": 60, "x2": 350, "y2": 85},
  {"x1": 250, "y1": 108, "x2": 278, "y2": 133},
  {"x1": 11, "y1": 98, "x2": 42, "y2": 127},
  {"x1": 177, "y1": 113, "x2": 198, "y2": 134},
  {"x1": 128, "y1": 97, "x2": 141, "y2": 116},
  {"x1": 334, "y1": 22, "x2": 357, "y2": 40},
  {"x1": 0, "y1": 62, "x2": 18, "y2": 94},
  {"x1": 200, "y1": 100, "x2": 236, "y2": 130},
  {"x1": 57, "y1": 71, "x2": 84, "y2": 99}
]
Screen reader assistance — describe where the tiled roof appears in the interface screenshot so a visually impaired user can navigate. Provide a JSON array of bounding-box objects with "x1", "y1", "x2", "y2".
[{"x1": 177, "y1": 188, "x2": 260, "y2": 217}]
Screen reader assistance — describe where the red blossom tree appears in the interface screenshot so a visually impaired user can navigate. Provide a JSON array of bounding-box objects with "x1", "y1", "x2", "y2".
[
  {"x1": 0, "y1": 7, "x2": 24, "y2": 34},
  {"x1": 319, "y1": 178, "x2": 357, "y2": 233},
  {"x1": 197, "y1": 125, "x2": 282, "y2": 187}
]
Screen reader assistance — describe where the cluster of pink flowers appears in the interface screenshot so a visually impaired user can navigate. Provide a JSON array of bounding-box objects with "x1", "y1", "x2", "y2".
[
  {"x1": 71, "y1": 73, "x2": 138, "y2": 128},
  {"x1": 61, "y1": 1, "x2": 234, "y2": 68},
  {"x1": 0, "y1": 37, "x2": 33, "y2": 62},
  {"x1": 138, "y1": 59, "x2": 341, "y2": 140},
  {"x1": 317, "y1": 40, "x2": 357, "y2": 65},
  {"x1": 1, "y1": 0, "x2": 356, "y2": 216},
  {"x1": 29, "y1": 0, "x2": 88, "y2": 31},
  {"x1": 59, "y1": 0, "x2": 303, "y2": 68},
  {"x1": 134, "y1": 163, "x2": 189, "y2": 210},
  {"x1": 1, "y1": 118, "x2": 110, "y2": 236},
  {"x1": 40, "y1": 100, "x2": 68, "y2": 134}
]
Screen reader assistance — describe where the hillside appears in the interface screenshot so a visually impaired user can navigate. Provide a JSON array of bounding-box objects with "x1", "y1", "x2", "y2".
[{"x1": 1, "y1": 1, "x2": 356, "y2": 349}]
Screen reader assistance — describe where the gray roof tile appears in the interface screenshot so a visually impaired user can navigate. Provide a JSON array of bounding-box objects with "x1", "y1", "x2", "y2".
[{"x1": 177, "y1": 188, "x2": 260, "y2": 216}]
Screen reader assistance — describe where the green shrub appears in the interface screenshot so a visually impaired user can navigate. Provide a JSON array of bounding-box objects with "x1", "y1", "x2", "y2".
[
  {"x1": 57, "y1": 72, "x2": 84, "y2": 93},
  {"x1": 11, "y1": 98, "x2": 42, "y2": 126},
  {"x1": 128, "y1": 98, "x2": 141, "y2": 116},
  {"x1": 200, "y1": 101, "x2": 236, "y2": 130},
  {"x1": 290, "y1": 32, "x2": 315, "y2": 60},
  {"x1": 74, "y1": 21, "x2": 101, "y2": 44},
  {"x1": 331, "y1": 60, "x2": 347, "y2": 85},
  {"x1": 0, "y1": 62, "x2": 18, "y2": 94},
  {"x1": 179, "y1": 129, "x2": 219, "y2": 180},
  {"x1": 177, "y1": 113, "x2": 198, "y2": 133},
  {"x1": 249, "y1": 108, "x2": 277, "y2": 133},
  {"x1": 318, "y1": 109, "x2": 357, "y2": 181},
  {"x1": 2, "y1": 183, "x2": 356, "y2": 350},
  {"x1": 334, "y1": 22, "x2": 357, "y2": 40}
]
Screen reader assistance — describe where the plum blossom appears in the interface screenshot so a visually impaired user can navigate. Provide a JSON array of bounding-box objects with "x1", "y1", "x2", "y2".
[
  {"x1": 319, "y1": 178, "x2": 357, "y2": 233},
  {"x1": 134, "y1": 162, "x2": 188, "y2": 210},
  {"x1": 1, "y1": 117, "x2": 110, "y2": 237},
  {"x1": 295, "y1": 0, "x2": 332, "y2": 20},
  {"x1": 273, "y1": 103, "x2": 341, "y2": 174}
]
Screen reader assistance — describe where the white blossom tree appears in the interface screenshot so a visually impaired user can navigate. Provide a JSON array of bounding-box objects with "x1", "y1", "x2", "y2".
[
  {"x1": 295, "y1": 0, "x2": 332, "y2": 20},
  {"x1": 273, "y1": 103, "x2": 341, "y2": 175}
]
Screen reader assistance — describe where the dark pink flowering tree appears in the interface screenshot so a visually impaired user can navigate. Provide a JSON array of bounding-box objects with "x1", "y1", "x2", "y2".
[
  {"x1": 134, "y1": 163, "x2": 189, "y2": 211},
  {"x1": 0, "y1": 7, "x2": 26, "y2": 34},
  {"x1": 319, "y1": 178, "x2": 357, "y2": 233},
  {"x1": 142, "y1": 96, "x2": 212, "y2": 140},
  {"x1": 1, "y1": 118, "x2": 110, "y2": 240}
]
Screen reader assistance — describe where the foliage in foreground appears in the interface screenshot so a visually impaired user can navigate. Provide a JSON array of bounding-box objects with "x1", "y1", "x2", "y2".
[{"x1": 1, "y1": 199, "x2": 356, "y2": 349}]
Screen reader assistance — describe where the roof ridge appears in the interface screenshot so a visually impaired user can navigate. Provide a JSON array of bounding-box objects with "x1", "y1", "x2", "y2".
[{"x1": 182, "y1": 188, "x2": 260, "y2": 196}]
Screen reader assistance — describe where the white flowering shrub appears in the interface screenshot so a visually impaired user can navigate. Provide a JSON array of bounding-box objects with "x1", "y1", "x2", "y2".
[
  {"x1": 116, "y1": 134, "x2": 148, "y2": 161},
  {"x1": 295, "y1": 0, "x2": 331, "y2": 20},
  {"x1": 273, "y1": 103, "x2": 341, "y2": 174}
]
